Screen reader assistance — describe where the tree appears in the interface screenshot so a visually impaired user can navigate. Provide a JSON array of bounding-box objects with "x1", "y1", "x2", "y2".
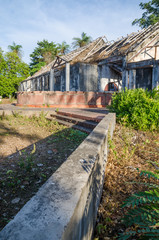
[
  {"x1": 0, "y1": 51, "x2": 29, "y2": 97},
  {"x1": 57, "y1": 41, "x2": 70, "y2": 55},
  {"x1": 30, "y1": 40, "x2": 59, "y2": 75},
  {"x1": 72, "y1": 32, "x2": 92, "y2": 48},
  {"x1": 8, "y1": 42, "x2": 23, "y2": 58},
  {"x1": 132, "y1": 0, "x2": 159, "y2": 28}
]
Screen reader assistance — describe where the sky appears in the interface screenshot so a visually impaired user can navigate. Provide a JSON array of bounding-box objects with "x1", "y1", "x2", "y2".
[{"x1": 0, "y1": 0, "x2": 147, "y2": 64}]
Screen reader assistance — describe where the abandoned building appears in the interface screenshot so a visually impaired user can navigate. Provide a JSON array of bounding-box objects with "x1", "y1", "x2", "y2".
[{"x1": 18, "y1": 23, "x2": 159, "y2": 107}]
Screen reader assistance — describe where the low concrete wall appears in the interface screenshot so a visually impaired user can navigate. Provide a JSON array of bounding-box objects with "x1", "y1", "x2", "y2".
[
  {"x1": 0, "y1": 113, "x2": 116, "y2": 240},
  {"x1": 16, "y1": 91, "x2": 113, "y2": 108}
]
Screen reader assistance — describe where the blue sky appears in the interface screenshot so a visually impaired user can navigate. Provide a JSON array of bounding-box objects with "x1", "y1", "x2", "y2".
[{"x1": 0, "y1": 0, "x2": 147, "y2": 64}]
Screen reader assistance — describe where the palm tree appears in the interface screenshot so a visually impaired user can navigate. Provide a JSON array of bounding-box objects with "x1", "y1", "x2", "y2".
[
  {"x1": 58, "y1": 41, "x2": 70, "y2": 55},
  {"x1": 72, "y1": 32, "x2": 92, "y2": 49},
  {"x1": 8, "y1": 42, "x2": 22, "y2": 58}
]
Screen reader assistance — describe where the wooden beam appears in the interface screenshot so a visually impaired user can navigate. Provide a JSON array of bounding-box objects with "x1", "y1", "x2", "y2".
[
  {"x1": 98, "y1": 55, "x2": 122, "y2": 65},
  {"x1": 127, "y1": 59, "x2": 157, "y2": 69},
  {"x1": 108, "y1": 64, "x2": 122, "y2": 74},
  {"x1": 128, "y1": 34, "x2": 159, "y2": 62}
]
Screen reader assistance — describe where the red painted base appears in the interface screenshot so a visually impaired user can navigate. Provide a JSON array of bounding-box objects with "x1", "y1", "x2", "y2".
[{"x1": 17, "y1": 91, "x2": 112, "y2": 108}]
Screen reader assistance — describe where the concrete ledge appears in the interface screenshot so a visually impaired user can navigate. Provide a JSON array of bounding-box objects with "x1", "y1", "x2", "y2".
[
  {"x1": 0, "y1": 109, "x2": 55, "y2": 118},
  {"x1": 0, "y1": 113, "x2": 116, "y2": 240}
]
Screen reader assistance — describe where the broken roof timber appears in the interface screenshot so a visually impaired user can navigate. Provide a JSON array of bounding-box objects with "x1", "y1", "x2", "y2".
[
  {"x1": 25, "y1": 23, "x2": 159, "y2": 81},
  {"x1": 127, "y1": 59, "x2": 159, "y2": 69},
  {"x1": 128, "y1": 33, "x2": 159, "y2": 62}
]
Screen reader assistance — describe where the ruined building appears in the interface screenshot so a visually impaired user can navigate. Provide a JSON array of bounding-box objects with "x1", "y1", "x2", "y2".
[{"x1": 18, "y1": 23, "x2": 159, "y2": 107}]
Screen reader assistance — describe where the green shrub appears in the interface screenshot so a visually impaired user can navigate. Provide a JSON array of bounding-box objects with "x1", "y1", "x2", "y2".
[
  {"x1": 118, "y1": 169, "x2": 159, "y2": 240},
  {"x1": 110, "y1": 88, "x2": 159, "y2": 131}
]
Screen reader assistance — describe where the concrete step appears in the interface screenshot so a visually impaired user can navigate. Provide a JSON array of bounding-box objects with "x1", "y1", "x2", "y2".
[
  {"x1": 56, "y1": 110, "x2": 104, "y2": 123},
  {"x1": 50, "y1": 113, "x2": 97, "y2": 130},
  {"x1": 47, "y1": 117, "x2": 92, "y2": 134}
]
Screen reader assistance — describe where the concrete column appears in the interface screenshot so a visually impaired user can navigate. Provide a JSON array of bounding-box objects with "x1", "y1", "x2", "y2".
[
  {"x1": 30, "y1": 80, "x2": 33, "y2": 91},
  {"x1": 42, "y1": 76, "x2": 45, "y2": 91},
  {"x1": 152, "y1": 60, "x2": 159, "y2": 89},
  {"x1": 37, "y1": 78, "x2": 40, "y2": 91},
  {"x1": 50, "y1": 69, "x2": 54, "y2": 91},
  {"x1": 129, "y1": 70, "x2": 136, "y2": 89},
  {"x1": 66, "y1": 62, "x2": 70, "y2": 91},
  {"x1": 27, "y1": 80, "x2": 30, "y2": 92},
  {"x1": 25, "y1": 81, "x2": 27, "y2": 91},
  {"x1": 122, "y1": 56, "x2": 128, "y2": 90}
]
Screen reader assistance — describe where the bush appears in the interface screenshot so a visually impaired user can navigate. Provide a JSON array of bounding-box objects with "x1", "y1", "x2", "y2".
[{"x1": 110, "y1": 88, "x2": 159, "y2": 131}]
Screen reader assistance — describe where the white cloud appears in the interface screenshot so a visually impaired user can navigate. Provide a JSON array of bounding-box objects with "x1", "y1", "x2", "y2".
[{"x1": 0, "y1": 0, "x2": 146, "y2": 63}]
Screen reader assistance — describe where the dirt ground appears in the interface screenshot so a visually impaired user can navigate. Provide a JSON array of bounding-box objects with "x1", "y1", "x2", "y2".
[
  {"x1": 94, "y1": 124, "x2": 159, "y2": 240},
  {"x1": 0, "y1": 114, "x2": 87, "y2": 230}
]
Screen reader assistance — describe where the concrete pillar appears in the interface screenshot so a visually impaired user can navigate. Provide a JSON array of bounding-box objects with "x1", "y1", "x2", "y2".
[
  {"x1": 122, "y1": 56, "x2": 128, "y2": 90},
  {"x1": 129, "y1": 70, "x2": 136, "y2": 89},
  {"x1": 152, "y1": 60, "x2": 159, "y2": 89},
  {"x1": 37, "y1": 78, "x2": 40, "y2": 91},
  {"x1": 27, "y1": 80, "x2": 30, "y2": 92},
  {"x1": 66, "y1": 62, "x2": 70, "y2": 91},
  {"x1": 42, "y1": 76, "x2": 45, "y2": 91},
  {"x1": 25, "y1": 81, "x2": 27, "y2": 91},
  {"x1": 50, "y1": 69, "x2": 54, "y2": 91},
  {"x1": 31, "y1": 80, "x2": 33, "y2": 91}
]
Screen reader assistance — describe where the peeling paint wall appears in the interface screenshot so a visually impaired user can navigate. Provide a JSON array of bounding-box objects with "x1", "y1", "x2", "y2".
[
  {"x1": 59, "y1": 63, "x2": 98, "y2": 92},
  {"x1": 98, "y1": 65, "x2": 122, "y2": 92},
  {"x1": 136, "y1": 68, "x2": 152, "y2": 90},
  {"x1": 70, "y1": 64, "x2": 80, "y2": 91},
  {"x1": 80, "y1": 63, "x2": 98, "y2": 92}
]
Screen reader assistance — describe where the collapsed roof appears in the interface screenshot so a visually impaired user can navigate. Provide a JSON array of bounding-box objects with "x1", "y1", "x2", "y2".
[{"x1": 27, "y1": 22, "x2": 159, "y2": 80}]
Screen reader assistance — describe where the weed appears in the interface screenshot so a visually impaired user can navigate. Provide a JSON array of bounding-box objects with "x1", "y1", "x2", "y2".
[
  {"x1": 96, "y1": 223, "x2": 107, "y2": 235},
  {"x1": 12, "y1": 111, "x2": 22, "y2": 118},
  {"x1": 18, "y1": 144, "x2": 36, "y2": 172}
]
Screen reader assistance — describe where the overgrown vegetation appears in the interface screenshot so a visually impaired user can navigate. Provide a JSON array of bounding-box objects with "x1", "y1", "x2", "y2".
[
  {"x1": 95, "y1": 88, "x2": 159, "y2": 240},
  {"x1": 109, "y1": 88, "x2": 159, "y2": 131},
  {"x1": 118, "y1": 169, "x2": 159, "y2": 240},
  {"x1": 94, "y1": 124, "x2": 159, "y2": 240}
]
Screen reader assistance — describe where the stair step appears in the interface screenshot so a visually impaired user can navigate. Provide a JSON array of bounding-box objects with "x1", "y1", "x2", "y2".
[
  {"x1": 47, "y1": 117, "x2": 92, "y2": 134},
  {"x1": 56, "y1": 110, "x2": 103, "y2": 123},
  {"x1": 56, "y1": 119, "x2": 92, "y2": 134},
  {"x1": 50, "y1": 113, "x2": 97, "y2": 129}
]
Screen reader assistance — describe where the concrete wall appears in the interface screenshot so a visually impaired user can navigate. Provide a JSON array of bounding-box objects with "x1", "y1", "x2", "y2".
[
  {"x1": 70, "y1": 63, "x2": 80, "y2": 91},
  {"x1": 60, "y1": 63, "x2": 98, "y2": 92},
  {"x1": 98, "y1": 65, "x2": 121, "y2": 92},
  {"x1": 80, "y1": 63, "x2": 98, "y2": 92},
  {"x1": 0, "y1": 113, "x2": 116, "y2": 240},
  {"x1": 136, "y1": 68, "x2": 152, "y2": 90},
  {"x1": 16, "y1": 91, "x2": 113, "y2": 108}
]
